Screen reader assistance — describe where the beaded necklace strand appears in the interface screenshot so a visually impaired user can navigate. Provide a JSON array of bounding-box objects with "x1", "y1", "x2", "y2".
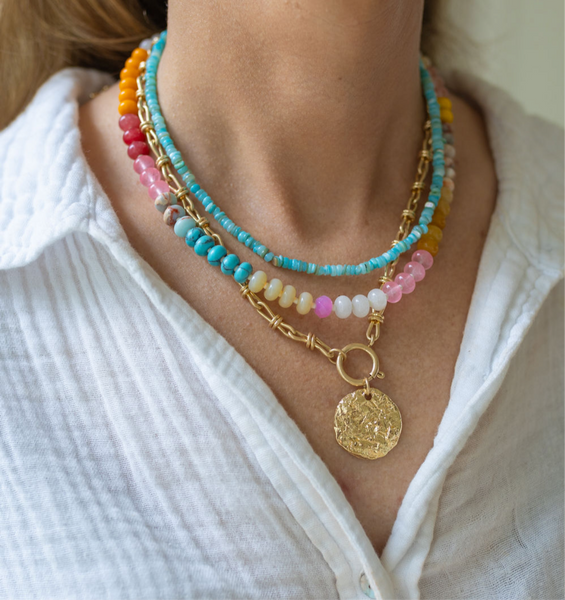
[{"x1": 116, "y1": 35, "x2": 455, "y2": 460}]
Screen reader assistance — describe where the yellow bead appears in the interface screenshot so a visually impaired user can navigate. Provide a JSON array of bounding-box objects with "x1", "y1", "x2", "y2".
[
  {"x1": 440, "y1": 186, "x2": 453, "y2": 203},
  {"x1": 436, "y1": 197, "x2": 451, "y2": 217},
  {"x1": 119, "y1": 78, "x2": 137, "y2": 91},
  {"x1": 248, "y1": 270, "x2": 267, "y2": 293},
  {"x1": 278, "y1": 285, "x2": 296, "y2": 308},
  {"x1": 438, "y1": 97, "x2": 452, "y2": 109},
  {"x1": 440, "y1": 109, "x2": 454, "y2": 123},
  {"x1": 417, "y1": 236, "x2": 439, "y2": 257},
  {"x1": 430, "y1": 212, "x2": 446, "y2": 229},
  {"x1": 119, "y1": 88, "x2": 136, "y2": 103},
  {"x1": 118, "y1": 100, "x2": 137, "y2": 115},
  {"x1": 296, "y1": 292, "x2": 314, "y2": 315},
  {"x1": 264, "y1": 278, "x2": 283, "y2": 301},
  {"x1": 426, "y1": 224, "x2": 443, "y2": 242},
  {"x1": 131, "y1": 48, "x2": 148, "y2": 62}
]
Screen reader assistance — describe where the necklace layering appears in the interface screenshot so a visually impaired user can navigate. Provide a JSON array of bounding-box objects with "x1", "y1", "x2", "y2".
[{"x1": 117, "y1": 31, "x2": 456, "y2": 460}]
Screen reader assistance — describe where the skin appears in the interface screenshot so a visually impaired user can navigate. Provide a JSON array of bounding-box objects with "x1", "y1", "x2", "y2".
[{"x1": 79, "y1": 0, "x2": 497, "y2": 556}]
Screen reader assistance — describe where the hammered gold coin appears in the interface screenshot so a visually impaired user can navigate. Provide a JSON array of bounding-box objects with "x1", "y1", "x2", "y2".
[{"x1": 334, "y1": 388, "x2": 402, "y2": 460}]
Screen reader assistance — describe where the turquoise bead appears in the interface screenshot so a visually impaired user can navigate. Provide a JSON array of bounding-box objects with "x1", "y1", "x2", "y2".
[
  {"x1": 221, "y1": 253, "x2": 240, "y2": 275},
  {"x1": 145, "y1": 37, "x2": 446, "y2": 276},
  {"x1": 174, "y1": 216, "x2": 196, "y2": 238},
  {"x1": 207, "y1": 244, "x2": 228, "y2": 266},
  {"x1": 194, "y1": 235, "x2": 215, "y2": 256},
  {"x1": 234, "y1": 262, "x2": 253, "y2": 284},
  {"x1": 185, "y1": 227, "x2": 204, "y2": 247}
]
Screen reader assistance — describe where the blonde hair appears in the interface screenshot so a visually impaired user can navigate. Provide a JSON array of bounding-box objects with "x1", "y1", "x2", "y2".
[{"x1": 0, "y1": 0, "x2": 447, "y2": 130}]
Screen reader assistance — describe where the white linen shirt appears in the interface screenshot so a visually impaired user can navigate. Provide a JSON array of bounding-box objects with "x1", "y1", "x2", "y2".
[{"x1": 0, "y1": 68, "x2": 563, "y2": 600}]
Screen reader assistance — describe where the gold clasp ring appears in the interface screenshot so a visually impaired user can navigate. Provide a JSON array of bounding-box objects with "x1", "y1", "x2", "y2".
[{"x1": 336, "y1": 343, "x2": 381, "y2": 387}]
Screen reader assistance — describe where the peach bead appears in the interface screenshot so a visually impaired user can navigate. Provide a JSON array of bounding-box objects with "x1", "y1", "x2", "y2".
[
  {"x1": 119, "y1": 78, "x2": 137, "y2": 91},
  {"x1": 440, "y1": 186, "x2": 453, "y2": 203},
  {"x1": 118, "y1": 100, "x2": 138, "y2": 115},
  {"x1": 444, "y1": 177, "x2": 455, "y2": 191},
  {"x1": 278, "y1": 285, "x2": 297, "y2": 308},
  {"x1": 264, "y1": 279, "x2": 283, "y2": 301},
  {"x1": 296, "y1": 292, "x2": 314, "y2": 315},
  {"x1": 417, "y1": 236, "x2": 439, "y2": 257},
  {"x1": 119, "y1": 89, "x2": 136, "y2": 103},
  {"x1": 426, "y1": 224, "x2": 443, "y2": 242}
]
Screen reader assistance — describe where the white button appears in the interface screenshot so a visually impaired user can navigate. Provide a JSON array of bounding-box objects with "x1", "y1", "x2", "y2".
[{"x1": 359, "y1": 572, "x2": 376, "y2": 599}]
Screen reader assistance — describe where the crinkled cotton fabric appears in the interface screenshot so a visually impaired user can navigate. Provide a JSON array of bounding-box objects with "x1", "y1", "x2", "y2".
[{"x1": 0, "y1": 68, "x2": 563, "y2": 600}]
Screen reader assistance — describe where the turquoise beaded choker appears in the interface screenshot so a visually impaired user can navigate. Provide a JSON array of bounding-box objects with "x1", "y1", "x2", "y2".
[{"x1": 143, "y1": 30, "x2": 446, "y2": 277}]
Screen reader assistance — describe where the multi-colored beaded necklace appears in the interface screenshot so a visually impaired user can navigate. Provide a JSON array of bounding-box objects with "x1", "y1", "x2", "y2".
[{"x1": 116, "y1": 32, "x2": 456, "y2": 460}]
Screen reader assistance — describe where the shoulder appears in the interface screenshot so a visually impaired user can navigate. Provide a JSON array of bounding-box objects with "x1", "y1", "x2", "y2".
[
  {"x1": 0, "y1": 68, "x2": 114, "y2": 270},
  {"x1": 449, "y1": 71, "x2": 563, "y2": 277}
]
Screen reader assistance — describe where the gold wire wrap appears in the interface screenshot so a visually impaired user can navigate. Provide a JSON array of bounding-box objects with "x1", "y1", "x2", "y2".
[{"x1": 135, "y1": 69, "x2": 431, "y2": 383}]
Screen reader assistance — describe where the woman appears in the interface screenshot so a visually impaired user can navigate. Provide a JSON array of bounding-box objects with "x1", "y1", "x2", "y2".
[{"x1": 0, "y1": 0, "x2": 562, "y2": 598}]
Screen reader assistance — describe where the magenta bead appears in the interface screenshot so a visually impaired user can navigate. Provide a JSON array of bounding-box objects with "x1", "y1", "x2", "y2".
[
  {"x1": 127, "y1": 141, "x2": 149, "y2": 160},
  {"x1": 412, "y1": 249, "x2": 434, "y2": 270},
  {"x1": 123, "y1": 128, "x2": 145, "y2": 145},
  {"x1": 315, "y1": 295, "x2": 333, "y2": 318},
  {"x1": 395, "y1": 272, "x2": 416, "y2": 294},
  {"x1": 119, "y1": 113, "x2": 140, "y2": 132},
  {"x1": 133, "y1": 155, "x2": 155, "y2": 174},
  {"x1": 382, "y1": 281, "x2": 402, "y2": 303},
  {"x1": 404, "y1": 261, "x2": 426, "y2": 282},
  {"x1": 148, "y1": 180, "x2": 170, "y2": 200},
  {"x1": 140, "y1": 167, "x2": 161, "y2": 187}
]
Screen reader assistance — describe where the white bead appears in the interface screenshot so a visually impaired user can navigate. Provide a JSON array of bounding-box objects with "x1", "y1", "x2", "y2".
[
  {"x1": 352, "y1": 294, "x2": 370, "y2": 318},
  {"x1": 368, "y1": 288, "x2": 387, "y2": 311},
  {"x1": 248, "y1": 271, "x2": 267, "y2": 293},
  {"x1": 140, "y1": 38, "x2": 153, "y2": 51},
  {"x1": 334, "y1": 295, "x2": 352, "y2": 319}
]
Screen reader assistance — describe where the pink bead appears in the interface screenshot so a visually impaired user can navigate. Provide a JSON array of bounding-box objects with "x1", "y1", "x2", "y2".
[
  {"x1": 404, "y1": 261, "x2": 426, "y2": 282},
  {"x1": 382, "y1": 281, "x2": 402, "y2": 303},
  {"x1": 412, "y1": 249, "x2": 434, "y2": 270},
  {"x1": 140, "y1": 167, "x2": 161, "y2": 187},
  {"x1": 444, "y1": 178, "x2": 455, "y2": 191},
  {"x1": 148, "y1": 180, "x2": 170, "y2": 200},
  {"x1": 119, "y1": 113, "x2": 140, "y2": 131},
  {"x1": 127, "y1": 141, "x2": 149, "y2": 160},
  {"x1": 395, "y1": 272, "x2": 415, "y2": 294},
  {"x1": 133, "y1": 155, "x2": 155, "y2": 174},
  {"x1": 123, "y1": 128, "x2": 145, "y2": 144},
  {"x1": 315, "y1": 295, "x2": 333, "y2": 318}
]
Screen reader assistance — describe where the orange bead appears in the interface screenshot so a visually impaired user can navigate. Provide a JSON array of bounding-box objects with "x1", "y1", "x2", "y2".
[
  {"x1": 436, "y1": 197, "x2": 451, "y2": 217},
  {"x1": 426, "y1": 224, "x2": 443, "y2": 243},
  {"x1": 125, "y1": 57, "x2": 140, "y2": 70},
  {"x1": 440, "y1": 109, "x2": 454, "y2": 123},
  {"x1": 119, "y1": 78, "x2": 137, "y2": 91},
  {"x1": 438, "y1": 97, "x2": 452, "y2": 109},
  {"x1": 131, "y1": 48, "x2": 148, "y2": 62},
  {"x1": 118, "y1": 100, "x2": 138, "y2": 115},
  {"x1": 430, "y1": 212, "x2": 446, "y2": 229},
  {"x1": 119, "y1": 88, "x2": 136, "y2": 103},
  {"x1": 417, "y1": 236, "x2": 439, "y2": 257},
  {"x1": 120, "y1": 67, "x2": 138, "y2": 81},
  {"x1": 440, "y1": 185, "x2": 453, "y2": 203}
]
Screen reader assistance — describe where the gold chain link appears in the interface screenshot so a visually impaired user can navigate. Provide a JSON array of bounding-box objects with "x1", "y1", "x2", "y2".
[{"x1": 135, "y1": 68, "x2": 430, "y2": 372}]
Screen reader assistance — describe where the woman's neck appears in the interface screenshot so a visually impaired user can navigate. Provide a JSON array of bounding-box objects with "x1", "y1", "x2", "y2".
[{"x1": 157, "y1": 0, "x2": 426, "y2": 237}]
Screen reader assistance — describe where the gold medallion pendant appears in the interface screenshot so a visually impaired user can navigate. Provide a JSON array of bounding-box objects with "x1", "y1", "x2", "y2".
[
  {"x1": 334, "y1": 388, "x2": 402, "y2": 460},
  {"x1": 333, "y1": 342, "x2": 402, "y2": 459}
]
